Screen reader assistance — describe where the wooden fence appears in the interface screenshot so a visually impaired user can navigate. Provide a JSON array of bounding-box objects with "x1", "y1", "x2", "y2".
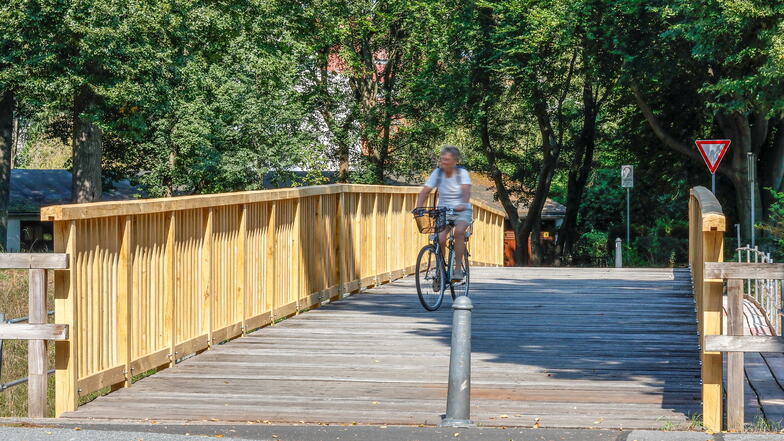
[
  {"x1": 0, "y1": 254, "x2": 69, "y2": 417},
  {"x1": 41, "y1": 184, "x2": 506, "y2": 416}
]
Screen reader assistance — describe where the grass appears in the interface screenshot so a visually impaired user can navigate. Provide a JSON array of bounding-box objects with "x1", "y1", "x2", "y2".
[
  {"x1": 0, "y1": 269, "x2": 56, "y2": 418},
  {"x1": 747, "y1": 415, "x2": 784, "y2": 433}
]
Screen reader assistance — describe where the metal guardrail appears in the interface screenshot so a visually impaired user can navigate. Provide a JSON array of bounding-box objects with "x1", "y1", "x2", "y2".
[
  {"x1": 0, "y1": 310, "x2": 56, "y2": 392},
  {"x1": 737, "y1": 246, "x2": 783, "y2": 335}
]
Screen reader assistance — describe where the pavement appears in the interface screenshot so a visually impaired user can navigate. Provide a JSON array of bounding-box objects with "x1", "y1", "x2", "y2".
[{"x1": 1, "y1": 422, "x2": 783, "y2": 441}]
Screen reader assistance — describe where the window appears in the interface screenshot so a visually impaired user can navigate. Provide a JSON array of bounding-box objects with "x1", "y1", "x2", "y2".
[{"x1": 20, "y1": 221, "x2": 54, "y2": 252}]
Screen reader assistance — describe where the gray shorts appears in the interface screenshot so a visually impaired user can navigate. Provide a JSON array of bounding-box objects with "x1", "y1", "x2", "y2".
[{"x1": 447, "y1": 208, "x2": 473, "y2": 227}]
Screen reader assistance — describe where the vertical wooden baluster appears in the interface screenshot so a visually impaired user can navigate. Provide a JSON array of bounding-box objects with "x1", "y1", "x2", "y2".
[
  {"x1": 202, "y1": 209, "x2": 213, "y2": 348},
  {"x1": 726, "y1": 278, "x2": 745, "y2": 432},
  {"x1": 115, "y1": 216, "x2": 133, "y2": 389},
  {"x1": 27, "y1": 267, "x2": 47, "y2": 417},
  {"x1": 266, "y1": 202, "x2": 277, "y2": 322},
  {"x1": 238, "y1": 204, "x2": 247, "y2": 334},
  {"x1": 165, "y1": 212, "x2": 176, "y2": 366}
]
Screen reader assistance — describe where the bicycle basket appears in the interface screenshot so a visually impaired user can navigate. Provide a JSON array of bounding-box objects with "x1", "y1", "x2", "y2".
[{"x1": 414, "y1": 209, "x2": 446, "y2": 234}]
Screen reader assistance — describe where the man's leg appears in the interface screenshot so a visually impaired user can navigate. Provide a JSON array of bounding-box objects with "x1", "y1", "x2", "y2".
[{"x1": 453, "y1": 222, "x2": 468, "y2": 280}]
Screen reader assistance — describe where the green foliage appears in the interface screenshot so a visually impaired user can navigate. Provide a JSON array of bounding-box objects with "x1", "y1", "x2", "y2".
[
  {"x1": 573, "y1": 230, "x2": 610, "y2": 266},
  {"x1": 759, "y1": 188, "x2": 784, "y2": 259}
]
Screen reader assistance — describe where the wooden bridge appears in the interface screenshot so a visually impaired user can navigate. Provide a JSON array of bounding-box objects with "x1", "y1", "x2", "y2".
[{"x1": 3, "y1": 184, "x2": 783, "y2": 431}]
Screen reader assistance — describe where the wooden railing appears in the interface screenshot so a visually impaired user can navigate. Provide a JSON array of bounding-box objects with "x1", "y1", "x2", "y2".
[
  {"x1": 702, "y1": 262, "x2": 784, "y2": 432},
  {"x1": 0, "y1": 253, "x2": 70, "y2": 417},
  {"x1": 42, "y1": 184, "x2": 505, "y2": 416},
  {"x1": 689, "y1": 186, "x2": 784, "y2": 432},
  {"x1": 688, "y1": 186, "x2": 725, "y2": 433}
]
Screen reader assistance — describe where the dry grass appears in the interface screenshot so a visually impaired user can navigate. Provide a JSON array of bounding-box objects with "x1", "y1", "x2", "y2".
[{"x1": 0, "y1": 269, "x2": 56, "y2": 417}]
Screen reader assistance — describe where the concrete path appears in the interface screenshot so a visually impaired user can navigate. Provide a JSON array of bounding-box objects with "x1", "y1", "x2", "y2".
[{"x1": 1, "y1": 423, "x2": 783, "y2": 441}]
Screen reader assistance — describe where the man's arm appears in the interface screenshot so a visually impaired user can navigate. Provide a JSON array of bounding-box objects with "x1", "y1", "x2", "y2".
[
  {"x1": 416, "y1": 186, "x2": 433, "y2": 209},
  {"x1": 457, "y1": 184, "x2": 471, "y2": 211}
]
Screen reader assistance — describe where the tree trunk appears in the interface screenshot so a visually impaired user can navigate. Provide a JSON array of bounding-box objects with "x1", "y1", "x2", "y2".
[
  {"x1": 717, "y1": 111, "x2": 762, "y2": 243},
  {"x1": 518, "y1": 88, "x2": 564, "y2": 265},
  {"x1": 557, "y1": 79, "x2": 597, "y2": 261},
  {"x1": 72, "y1": 86, "x2": 103, "y2": 203},
  {"x1": 0, "y1": 91, "x2": 14, "y2": 250}
]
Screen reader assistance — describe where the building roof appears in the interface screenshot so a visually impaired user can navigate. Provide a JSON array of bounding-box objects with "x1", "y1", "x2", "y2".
[
  {"x1": 10, "y1": 169, "x2": 139, "y2": 215},
  {"x1": 467, "y1": 173, "x2": 566, "y2": 220}
]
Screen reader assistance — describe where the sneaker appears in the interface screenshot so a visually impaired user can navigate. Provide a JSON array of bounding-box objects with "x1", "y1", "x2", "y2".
[{"x1": 452, "y1": 269, "x2": 464, "y2": 282}]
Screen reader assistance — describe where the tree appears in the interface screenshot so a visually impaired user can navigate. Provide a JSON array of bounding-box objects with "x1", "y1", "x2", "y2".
[{"x1": 625, "y1": 0, "x2": 784, "y2": 240}]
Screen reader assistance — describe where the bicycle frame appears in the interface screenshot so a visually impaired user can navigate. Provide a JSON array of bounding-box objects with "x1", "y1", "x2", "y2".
[{"x1": 430, "y1": 220, "x2": 468, "y2": 284}]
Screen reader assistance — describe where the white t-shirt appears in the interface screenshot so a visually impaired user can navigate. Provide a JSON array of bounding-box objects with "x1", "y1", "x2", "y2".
[{"x1": 425, "y1": 167, "x2": 471, "y2": 209}]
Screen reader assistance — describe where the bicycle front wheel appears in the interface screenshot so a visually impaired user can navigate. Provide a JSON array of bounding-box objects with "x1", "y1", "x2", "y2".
[{"x1": 415, "y1": 244, "x2": 445, "y2": 311}]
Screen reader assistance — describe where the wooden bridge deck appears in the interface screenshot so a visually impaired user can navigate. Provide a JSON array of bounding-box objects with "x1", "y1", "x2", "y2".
[{"x1": 63, "y1": 267, "x2": 702, "y2": 429}]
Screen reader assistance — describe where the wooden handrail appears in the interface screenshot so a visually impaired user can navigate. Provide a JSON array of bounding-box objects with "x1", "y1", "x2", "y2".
[
  {"x1": 41, "y1": 184, "x2": 508, "y2": 221},
  {"x1": 688, "y1": 186, "x2": 725, "y2": 433},
  {"x1": 47, "y1": 184, "x2": 506, "y2": 416}
]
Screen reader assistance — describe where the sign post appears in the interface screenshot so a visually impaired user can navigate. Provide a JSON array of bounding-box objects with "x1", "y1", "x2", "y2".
[
  {"x1": 695, "y1": 139, "x2": 731, "y2": 195},
  {"x1": 621, "y1": 165, "x2": 633, "y2": 244}
]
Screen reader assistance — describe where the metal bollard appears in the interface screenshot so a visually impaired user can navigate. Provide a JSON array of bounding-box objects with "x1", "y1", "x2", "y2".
[
  {"x1": 441, "y1": 296, "x2": 475, "y2": 427},
  {"x1": 615, "y1": 238, "x2": 622, "y2": 268}
]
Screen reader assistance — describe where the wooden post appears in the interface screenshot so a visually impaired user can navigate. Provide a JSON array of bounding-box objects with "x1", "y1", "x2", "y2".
[
  {"x1": 238, "y1": 204, "x2": 247, "y2": 333},
  {"x1": 292, "y1": 199, "x2": 301, "y2": 312},
  {"x1": 203, "y1": 209, "x2": 213, "y2": 347},
  {"x1": 702, "y1": 228, "x2": 724, "y2": 433},
  {"x1": 27, "y1": 268, "x2": 48, "y2": 417},
  {"x1": 55, "y1": 221, "x2": 77, "y2": 416},
  {"x1": 266, "y1": 203, "x2": 277, "y2": 321},
  {"x1": 726, "y1": 278, "x2": 745, "y2": 432},
  {"x1": 165, "y1": 212, "x2": 176, "y2": 366},
  {"x1": 115, "y1": 217, "x2": 133, "y2": 388},
  {"x1": 335, "y1": 191, "x2": 345, "y2": 296}
]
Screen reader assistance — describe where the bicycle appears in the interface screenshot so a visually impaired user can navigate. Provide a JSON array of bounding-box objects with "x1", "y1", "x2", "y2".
[{"x1": 411, "y1": 207, "x2": 471, "y2": 311}]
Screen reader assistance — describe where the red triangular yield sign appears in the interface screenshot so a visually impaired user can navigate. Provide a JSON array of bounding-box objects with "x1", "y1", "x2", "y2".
[{"x1": 695, "y1": 139, "x2": 731, "y2": 174}]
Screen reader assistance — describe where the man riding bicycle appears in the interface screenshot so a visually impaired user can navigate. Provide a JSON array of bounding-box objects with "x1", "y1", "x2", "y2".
[{"x1": 414, "y1": 145, "x2": 472, "y2": 281}]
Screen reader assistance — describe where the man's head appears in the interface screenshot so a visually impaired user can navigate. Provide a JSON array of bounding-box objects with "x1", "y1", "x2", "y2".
[{"x1": 439, "y1": 145, "x2": 461, "y2": 172}]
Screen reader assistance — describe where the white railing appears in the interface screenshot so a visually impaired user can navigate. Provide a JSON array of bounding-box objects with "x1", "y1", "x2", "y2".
[{"x1": 737, "y1": 246, "x2": 783, "y2": 335}]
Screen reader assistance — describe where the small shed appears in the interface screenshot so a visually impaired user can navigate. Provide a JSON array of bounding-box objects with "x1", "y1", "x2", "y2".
[
  {"x1": 467, "y1": 173, "x2": 566, "y2": 266},
  {"x1": 7, "y1": 169, "x2": 138, "y2": 251}
]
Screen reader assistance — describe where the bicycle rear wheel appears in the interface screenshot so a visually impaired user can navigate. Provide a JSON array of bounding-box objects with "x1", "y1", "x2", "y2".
[
  {"x1": 450, "y1": 251, "x2": 470, "y2": 299},
  {"x1": 415, "y1": 244, "x2": 445, "y2": 311}
]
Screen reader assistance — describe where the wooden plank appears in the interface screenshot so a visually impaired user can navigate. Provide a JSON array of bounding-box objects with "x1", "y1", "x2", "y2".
[
  {"x1": 704, "y1": 335, "x2": 784, "y2": 352},
  {"x1": 165, "y1": 212, "x2": 176, "y2": 367},
  {"x1": 0, "y1": 253, "x2": 68, "y2": 269},
  {"x1": 726, "y1": 279, "x2": 744, "y2": 432},
  {"x1": 27, "y1": 268, "x2": 48, "y2": 418},
  {"x1": 54, "y1": 221, "x2": 77, "y2": 417},
  {"x1": 116, "y1": 217, "x2": 133, "y2": 389},
  {"x1": 77, "y1": 365, "x2": 126, "y2": 396},
  {"x1": 704, "y1": 262, "x2": 784, "y2": 280},
  {"x1": 0, "y1": 323, "x2": 68, "y2": 340},
  {"x1": 130, "y1": 348, "x2": 170, "y2": 376},
  {"x1": 238, "y1": 204, "x2": 247, "y2": 334},
  {"x1": 173, "y1": 334, "x2": 209, "y2": 358},
  {"x1": 203, "y1": 208, "x2": 213, "y2": 347},
  {"x1": 701, "y1": 229, "x2": 724, "y2": 433}
]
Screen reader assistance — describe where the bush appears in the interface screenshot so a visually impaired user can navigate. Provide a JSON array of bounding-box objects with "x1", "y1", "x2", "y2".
[
  {"x1": 759, "y1": 188, "x2": 784, "y2": 260},
  {"x1": 573, "y1": 230, "x2": 611, "y2": 266}
]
